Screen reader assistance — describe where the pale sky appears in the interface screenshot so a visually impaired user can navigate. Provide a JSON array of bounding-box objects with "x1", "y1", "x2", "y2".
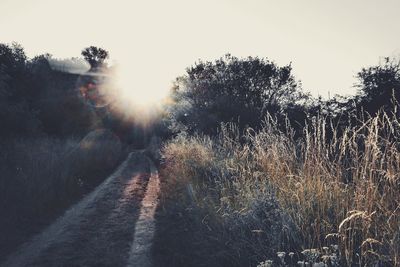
[{"x1": 1, "y1": 0, "x2": 399, "y2": 98}]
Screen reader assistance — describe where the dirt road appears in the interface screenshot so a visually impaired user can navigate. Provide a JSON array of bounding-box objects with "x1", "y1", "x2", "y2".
[{"x1": 1, "y1": 151, "x2": 160, "y2": 267}]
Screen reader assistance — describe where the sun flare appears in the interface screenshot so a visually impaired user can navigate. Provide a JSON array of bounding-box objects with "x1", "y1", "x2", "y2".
[
  {"x1": 112, "y1": 61, "x2": 171, "y2": 109},
  {"x1": 85, "y1": 59, "x2": 173, "y2": 125}
]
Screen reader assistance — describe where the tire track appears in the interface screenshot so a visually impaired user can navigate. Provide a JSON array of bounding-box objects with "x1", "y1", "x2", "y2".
[{"x1": 127, "y1": 159, "x2": 160, "y2": 267}]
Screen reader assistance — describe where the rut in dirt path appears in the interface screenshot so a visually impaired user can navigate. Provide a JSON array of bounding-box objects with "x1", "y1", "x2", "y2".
[
  {"x1": 127, "y1": 159, "x2": 160, "y2": 267},
  {"x1": 1, "y1": 151, "x2": 161, "y2": 267}
]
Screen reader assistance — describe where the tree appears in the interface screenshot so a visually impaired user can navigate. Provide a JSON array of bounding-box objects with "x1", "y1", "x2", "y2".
[
  {"x1": 81, "y1": 46, "x2": 109, "y2": 70},
  {"x1": 355, "y1": 57, "x2": 400, "y2": 116},
  {"x1": 172, "y1": 54, "x2": 308, "y2": 134},
  {"x1": 0, "y1": 43, "x2": 40, "y2": 136}
]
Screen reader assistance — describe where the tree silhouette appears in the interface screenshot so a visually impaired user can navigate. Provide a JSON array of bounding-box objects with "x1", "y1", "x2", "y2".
[
  {"x1": 81, "y1": 46, "x2": 109, "y2": 70},
  {"x1": 173, "y1": 54, "x2": 308, "y2": 134},
  {"x1": 355, "y1": 57, "x2": 400, "y2": 115},
  {"x1": 0, "y1": 43, "x2": 40, "y2": 136}
]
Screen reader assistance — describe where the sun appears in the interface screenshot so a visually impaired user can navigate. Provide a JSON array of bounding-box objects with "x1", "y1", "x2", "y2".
[
  {"x1": 114, "y1": 65, "x2": 169, "y2": 108},
  {"x1": 113, "y1": 57, "x2": 172, "y2": 106},
  {"x1": 93, "y1": 59, "x2": 172, "y2": 125}
]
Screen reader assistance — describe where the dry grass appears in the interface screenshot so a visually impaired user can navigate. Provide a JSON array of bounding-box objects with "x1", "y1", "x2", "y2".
[
  {"x1": 160, "y1": 112, "x2": 400, "y2": 266},
  {"x1": 0, "y1": 137, "x2": 78, "y2": 214},
  {"x1": 0, "y1": 131, "x2": 124, "y2": 261}
]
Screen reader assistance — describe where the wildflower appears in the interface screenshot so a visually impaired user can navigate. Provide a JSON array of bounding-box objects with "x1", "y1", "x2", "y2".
[
  {"x1": 302, "y1": 249, "x2": 320, "y2": 263},
  {"x1": 277, "y1": 251, "x2": 286, "y2": 264},
  {"x1": 257, "y1": 260, "x2": 273, "y2": 267}
]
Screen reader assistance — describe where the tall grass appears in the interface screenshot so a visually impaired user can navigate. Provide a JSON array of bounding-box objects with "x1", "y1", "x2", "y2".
[
  {"x1": 0, "y1": 138, "x2": 78, "y2": 215},
  {"x1": 0, "y1": 130, "x2": 124, "y2": 261},
  {"x1": 160, "y1": 112, "x2": 400, "y2": 266}
]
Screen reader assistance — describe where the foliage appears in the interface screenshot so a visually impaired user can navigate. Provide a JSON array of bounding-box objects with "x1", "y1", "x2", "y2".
[
  {"x1": 0, "y1": 42, "x2": 105, "y2": 137},
  {"x1": 355, "y1": 57, "x2": 400, "y2": 116},
  {"x1": 81, "y1": 46, "x2": 109, "y2": 69},
  {"x1": 0, "y1": 43, "x2": 41, "y2": 137},
  {"x1": 172, "y1": 54, "x2": 308, "y2": 134},
  {"x1": 309, "y1": 57, "x2": 400, "y2": 124}
]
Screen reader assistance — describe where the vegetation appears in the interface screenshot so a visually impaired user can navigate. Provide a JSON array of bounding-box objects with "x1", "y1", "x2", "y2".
[
  {"x1": 0, "y1": 135, "x2": 124, "y2": 260},
  {"x1": 158, "y1": 112, "x2": 400, "y2": 266},
  {"x1": 170, "y1": 54, "x2": 308, "y2": 135},
  {"x1": 81, "y1": 46, "x2": 109, "y2": 69},
  {"x1": 1, "y1": 40, "x2": 399, "y2": 266},
  {"x1": 0, "y1": 43, "x2": 126, "y2": 261},
  {"x1": 156, "y1": 56, "x2": 400, "y2": 266}
]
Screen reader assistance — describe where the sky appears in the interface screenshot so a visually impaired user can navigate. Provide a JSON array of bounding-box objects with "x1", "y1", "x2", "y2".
[{"x1": 1, "y1": 0, "x2": 399, "y2": 98}]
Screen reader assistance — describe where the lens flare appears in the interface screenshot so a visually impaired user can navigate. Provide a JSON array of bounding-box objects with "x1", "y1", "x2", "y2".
[
  {"x1": 76, "y1": 57, "x2": 172, "y2": 127},
  {"x1": 89, "y1": 61, "x2": 172, "y2": 126}
]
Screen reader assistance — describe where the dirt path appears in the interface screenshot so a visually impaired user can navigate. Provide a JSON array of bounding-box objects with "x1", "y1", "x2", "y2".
[{"x1": 1, "y1": 151, "x2": 160, "y2": 267}]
